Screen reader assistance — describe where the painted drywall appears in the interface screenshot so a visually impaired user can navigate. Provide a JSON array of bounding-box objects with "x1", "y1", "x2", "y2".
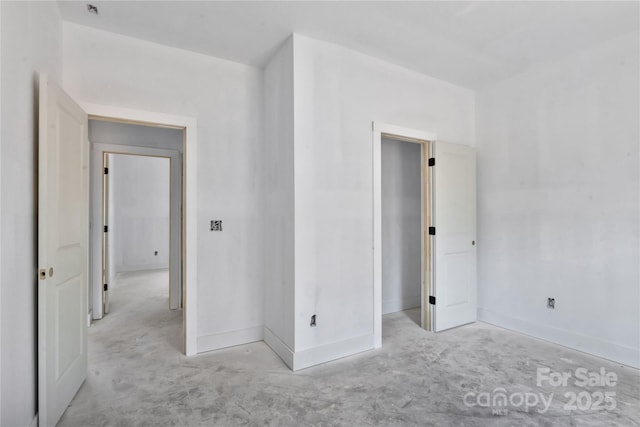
[
  {"x1": 291, "y1": 35, "x2": 474, "y2": 363},
  {"x1": 0, "y1": 2, "x2": 62, "y2": 426},
  {"x1": 63, "y1": 23, "x2": 264, "y2": 351},
  {"x1": 110, "y1": 154, "x2": 170, "y2": 274},
  {"x1": 476, "y1": 30, "x2": 640, "y2": 368},
  {"x1": 381, "y1": 137, "x2": 422, "y2": 315},
  {"x1": 89, "y1": 119, "x2": 183, "y2": 152},
  {"x1": 263, "y1": 37, "x2": 295, "y2": 357}
]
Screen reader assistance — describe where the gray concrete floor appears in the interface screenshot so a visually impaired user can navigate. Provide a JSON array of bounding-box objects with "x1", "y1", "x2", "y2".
[{"x1": 58, "y1": 270, "x2": 640, "y2": 426}]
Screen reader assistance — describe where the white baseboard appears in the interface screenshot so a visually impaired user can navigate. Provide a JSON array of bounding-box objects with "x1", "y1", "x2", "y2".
[
  {"x1": 382, "y1": 296, "x2": 420, "y2": 315},
  {"x1": 263, "y1": 328, "x2": 375, "y2": 371},
  {"x1": 197, "y1": 326, "x2": 263, "y2": 354},
  {"x1": 116, "y1": 264, "x2": 169, "y2": 273},
  {"x1": 478, "y1": 308, "x2": 640, "y2": 369},
  {"x1": 29, "y1": 413, "x2": 38, "y2": 427},
  {"x1": 263, "y1": 326, "x2": 294, "y2": 369},
  {"x1": 293, "y1": 334, "x2": 374, "y2": 371}
]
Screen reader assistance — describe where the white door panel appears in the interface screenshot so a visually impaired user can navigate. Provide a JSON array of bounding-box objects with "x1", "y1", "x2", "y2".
[
  {"x1": 103, "y1": 153, "x2": 111, "y2": 315},
  {"x1": 432, "y1": 141, "x2": 476, "y2": 332},
  {"x1": 38, "y1": 74, "x2": 88, "y2": 427}
]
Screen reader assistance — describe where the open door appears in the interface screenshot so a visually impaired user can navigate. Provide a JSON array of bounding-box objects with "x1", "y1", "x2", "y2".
[
  {"x1": 432, "y1": 141, "x2": 477, "y2": 332},
  {"x1": 38, "y1": 74, "x2": 89, "y2": 427},
  {"x1": 421, "y1": 142, "x2": 432, "y2": 331},
  {"x1": 102, "y1": 153, "x2": 111, "y2": 314}
]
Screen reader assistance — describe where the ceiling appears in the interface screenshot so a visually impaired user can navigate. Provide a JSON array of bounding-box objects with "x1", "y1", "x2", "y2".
[{"x1": 57, "y1": 1, "x2": 639, "y2": 89}]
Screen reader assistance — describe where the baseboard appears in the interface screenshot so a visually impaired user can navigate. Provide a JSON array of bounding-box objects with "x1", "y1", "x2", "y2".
[
  {"x1": 29, "y1": 413, "x2": 38, "y2": 427},
  {"x1": 263, "y1": 326, "x2": 294, "y2": 369},
  {"x1": 478, "y1": 308, "x2": 640, "y2": 369},
  {"x1": 382, "y1": 296, "x2": 420, "y2": 315},
  {"x1": 115, "y1": 264, "x2": 169, "y2": 273},
  {"x1": 197, "y1": 325, "x2": 263, "y2": 354},
  {"x1": 293, "y1": 333, "x2": 374, "y2": 371}
]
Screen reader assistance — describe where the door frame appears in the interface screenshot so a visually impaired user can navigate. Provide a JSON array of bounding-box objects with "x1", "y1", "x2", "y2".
[
  {"x1": 372, "y1": 122, "x2": 436, "y2": 348},
  {"x1": 83, "y1": 102, "x2": 198, "y2": 356},
  {"x1": 91, "y1": 145, "x2": 182, "y2": 317}
]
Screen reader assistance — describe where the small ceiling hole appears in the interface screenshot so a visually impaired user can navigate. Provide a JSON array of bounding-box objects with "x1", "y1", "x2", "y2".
[{"x1": 87, "y1": 4, "x2": 98, "y2": 15}]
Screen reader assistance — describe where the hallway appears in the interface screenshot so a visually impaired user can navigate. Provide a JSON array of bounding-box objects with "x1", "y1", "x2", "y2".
[{"x1": 58, "y1": 271, "x2": 640, "y2": 426}]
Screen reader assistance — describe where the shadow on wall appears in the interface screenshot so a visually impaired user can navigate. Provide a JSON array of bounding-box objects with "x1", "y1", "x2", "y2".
[{"x1": 381, "y1": 137, "x2": 422, "y2": 320}]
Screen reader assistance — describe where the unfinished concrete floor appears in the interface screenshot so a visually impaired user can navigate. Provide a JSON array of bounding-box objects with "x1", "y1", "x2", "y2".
[{"x1": 58, "y1": 270, "x2": 640, "y2": 426}]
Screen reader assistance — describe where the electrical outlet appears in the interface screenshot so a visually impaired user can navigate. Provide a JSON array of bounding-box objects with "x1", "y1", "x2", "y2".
[
  {"x1": 547, "y1": 298, "x2": 555, "y2": 309},
  {"x1": 210, "y1": 220, "x2": 223, "y2": 231},
  {"x1": 310, "y1": 314, "x2": 316, "y2": 327}
]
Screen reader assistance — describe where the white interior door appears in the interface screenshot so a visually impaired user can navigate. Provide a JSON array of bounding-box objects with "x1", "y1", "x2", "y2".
[
  {"x1": 38, "y1": 74, "x2": 88, "y2": 427},
  {"x1": 432, "y1": 141, "x2": 477, "y2": 332},
  {"x1": 102, "y1": 153, "x2": 111, "y2": 314}
]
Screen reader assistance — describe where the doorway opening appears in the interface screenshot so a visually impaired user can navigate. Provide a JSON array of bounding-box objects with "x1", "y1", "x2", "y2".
[
  {"x1": 373, "y1": 122, "x2": 478, "y2": 347},
  {"x1": 88, "y1": 117, "x2": 190, "y2": 354},
  {"x1": 381, "y1": 136, "x2": 427, "y2": 329},
  {"x1": 373, "y1": 122, "x2": 436, "y2": 347},
  {"x1": 102, "y1": 152, "x2": 173, "y2": 316},
  {"x1": 83, "y1": 106, "x2": 198, "y2": 356}
]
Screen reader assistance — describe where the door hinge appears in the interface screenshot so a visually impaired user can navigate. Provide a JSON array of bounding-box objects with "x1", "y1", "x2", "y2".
[
  {"x1": 428, "y1": 158, "x2": 435, "y2": 166},
  {"x1": 104, "y1": 283, "x2": 108, "y2": 291},
  {"x1": 104, "y1": 225, "x2": 109, "y2": 232},
  {"x1": 104, "y1": 167, "x2": 109, "y2": 175},
  {"x1": 428, "y1": 226, "x2": 436, "y2": 235},
  {"x1": 429, "y1": 296, "x2": 436, "y2": 305}
]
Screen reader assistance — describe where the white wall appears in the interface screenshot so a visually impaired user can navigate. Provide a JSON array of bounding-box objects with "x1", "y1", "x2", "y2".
[
  {"x1": 89, "y1": 119, "x2": 183, "y2": 152},
  {"x1": 63, "y1": 23, "x2": 264, "y2": 352},
  {"x1": 263, "y1": 37, "x2": 295, "y2": 356},
  {"x1": 291, "y1": 35, "x2": 474, "y2": 367},
  {"x1": 0, "y1": 2, "x2": 62, "y2": 426},
  {"x1": 110, "y1": 154, "x2": 170, "y2": 274},
  {"x1": 381, "y1": 137, "x2": 421, "y2": 315},
  {"x1": 476, "y1": 31, "x2": 640, "y2": 368}
]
